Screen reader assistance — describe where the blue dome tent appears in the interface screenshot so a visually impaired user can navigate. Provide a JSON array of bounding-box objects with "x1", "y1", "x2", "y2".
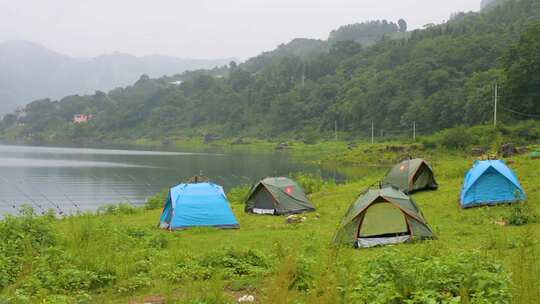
[
  {"x1": 460, "y1": 160, "x2": 525, "y2": 208},
  {"x1": 159, "y1": 182, "x2": 239, "y2": 229}
]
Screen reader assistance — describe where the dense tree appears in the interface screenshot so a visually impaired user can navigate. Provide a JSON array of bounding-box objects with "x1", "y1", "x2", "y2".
[
  {"x1": 502, "y1": 22, "x2": 540, "y2": 117},
  {"x1": 329, "y1": 20, "x2": 400, "y2": 45},
  {"x1": 398, "y1": 19, "x2": 408, "y2": 33}
]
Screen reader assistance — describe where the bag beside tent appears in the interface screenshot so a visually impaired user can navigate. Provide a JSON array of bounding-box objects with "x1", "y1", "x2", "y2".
[
  {"x1": 383, "y1": 158, "x2": 438, "y2": 194},
  {"x1": 334, "y1": 186, "x2": 434, "y2": 248},
  {"x1": 460, "y1": 160, "x2": 525, "y2": 208},
  {"x1": 159, "y1": 182, "x2": 239, "y2": 230},
  {"x1": 245, "y1": 177, "x2": 315, "y2": 215}
]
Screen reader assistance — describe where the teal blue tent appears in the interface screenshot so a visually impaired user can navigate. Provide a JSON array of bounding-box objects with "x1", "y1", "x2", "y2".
[
  {"x1": 159, "y1": 182, "x2": 239, "y2": 229},
  {"x1": 460, "y1": 160, "x2": 525, "y2": 208}
]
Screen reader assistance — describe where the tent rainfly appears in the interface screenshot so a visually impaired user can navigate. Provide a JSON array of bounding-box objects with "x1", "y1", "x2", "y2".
[
  {"x1": 245, "y1": 177, "x2": 315, "y2": 215},
  {"x1": 383, "y1": 158, "x2": 438, "y2": 193},
  {"x1": 460, "y1": 160, "x2": 525, "y2": 208},
  {"x1": 159, "y1": 182, "x2": 239, "y2": 229},
  {"x1": 334, "y1": 186, "x2": 435, "y2": 248}
]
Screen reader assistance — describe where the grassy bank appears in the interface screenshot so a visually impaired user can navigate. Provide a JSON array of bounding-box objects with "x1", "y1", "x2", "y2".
[{"x1": 0, "y1": 144, "x2": 539, "y2": 303}]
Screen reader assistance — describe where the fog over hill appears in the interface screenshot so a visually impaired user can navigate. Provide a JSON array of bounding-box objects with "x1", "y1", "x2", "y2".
[
  {"x1": 481, "y1": 0, "x2": 511, "y2": 9},
  {"x1": 0, "y1": 41, "x2": 234, "y2": 114}
]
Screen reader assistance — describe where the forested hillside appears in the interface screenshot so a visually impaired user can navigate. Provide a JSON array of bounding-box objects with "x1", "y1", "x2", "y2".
[{"x1": 2, "y1": 0, "x2": 540, "y2": 143}]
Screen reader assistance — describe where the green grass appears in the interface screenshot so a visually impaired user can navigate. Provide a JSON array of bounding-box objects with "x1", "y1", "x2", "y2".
[{"x1": 0, "y1": 146, "x2": 539, "y2": 303}]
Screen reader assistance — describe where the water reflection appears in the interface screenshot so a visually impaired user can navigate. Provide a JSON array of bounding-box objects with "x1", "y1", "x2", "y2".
[{"x1": 0, "y1": 144, "x2": 330, "y2": 216}]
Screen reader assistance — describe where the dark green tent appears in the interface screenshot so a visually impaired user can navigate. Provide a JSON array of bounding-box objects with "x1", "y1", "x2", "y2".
[
  {"x1": 334, "y1": 186, "x2": 434, "y2": 248},
  {"x1": 245, "y1": 177, "x2": 315, "y2": 215},
  {"x1": 383, "y1": 158, "x2": 438, "y2": 193}
]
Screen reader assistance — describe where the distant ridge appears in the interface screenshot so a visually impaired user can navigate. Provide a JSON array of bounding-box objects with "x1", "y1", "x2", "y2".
[
  {"x1": 0, "y1": 40, "x2": 235, "y2": 114},
  {"x1": 481, "y1": 0, "x2": 511, "y2": 10}
]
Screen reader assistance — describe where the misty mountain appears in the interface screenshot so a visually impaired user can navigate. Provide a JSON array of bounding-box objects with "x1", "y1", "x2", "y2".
[
  {"x1": 481, "y1": 0, "x2": 511, "y2": 10},
  {"x1": 0, "y1": 41, "x2": 234, "y2": 114}
]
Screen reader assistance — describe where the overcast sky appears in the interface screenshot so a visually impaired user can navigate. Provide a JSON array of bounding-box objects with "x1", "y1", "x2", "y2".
[{"x1": 0, "y1": 0, "x2": 480, "y2": 60}]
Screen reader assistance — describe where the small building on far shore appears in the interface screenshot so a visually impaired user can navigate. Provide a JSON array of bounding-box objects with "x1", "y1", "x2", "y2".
[{"x1": 73, "y1": 114, "x2": 92, "y2": 124}]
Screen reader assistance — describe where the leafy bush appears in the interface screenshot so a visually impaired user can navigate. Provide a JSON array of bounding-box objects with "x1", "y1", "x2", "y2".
[
  {"x1": 147, "y1": 233, "x2": 169, "y2": 249},
  {"x1": 0, "y1": 206, "x2": 56, "y2": 289},
  {"x1": 505, "y1": 201, "x2": 537, "y2": 226},
  {"x1": 290, "y1": 172, "x2": 331, "y2": 195},
  {"x1": 17, "y1": 247, "x2": 114, "y2": 296},
  {"x1": 420, "y1": 137, "x2": 438, "y2": 149},
  {"x1": 162, "y1": 248, "x2": 270, "y2": 284},
  {"x1": 97, "y1": 203, "x2": 139, "y2": 215},
  {"x1": 116, "y1": 273, "x2": 152, "y2": 294},
  {"x1": 349, "y1": 250, "x2": 511, "y2": 303},
  {"x1": 227, "y1": 184, "x2": 251, "y2": 204},
  {"x1": 200, "y1": 248, "x2": 270, "y2": 278},
  {"x1": 165, "y1": 259, "x2": 213, "y2": 282},
  {"x1": 440, "y1": 125, "x2": 474, "y2": 149},
  {"x1": 144, "y1": 191, "x2": 167, "y2": 210},
  {"x1": 289, "y1": 254, "x2": 314, "y2": 291}
]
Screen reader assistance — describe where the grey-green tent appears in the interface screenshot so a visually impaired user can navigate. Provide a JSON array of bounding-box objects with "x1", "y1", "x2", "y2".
[
  {"x1": 334, "y1": 186, "x2": 434, "y2": 248},
  {"x1": 245, "y1": 177, "x2": 315, "y2": 215},
  {"x1": 383, "y1": 158, "x2": 438, "y2": 193}
]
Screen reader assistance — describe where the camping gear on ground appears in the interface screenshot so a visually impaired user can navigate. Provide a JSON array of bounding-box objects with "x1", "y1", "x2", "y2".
[
  {"x1": 159, "y1": 181, "x2": 239, "y2": 229},
  {"x1": 382, "y1": 158, "x2": 438, "y2": 193},
  {"x1": 245, "y1": 177, "x2": 315, "y2": 215},
  {"x1": 460, "y1": 160, "x2": 525, "y2": 208},
  {"x1": 334, "y1": 186, "x2": 434, "y2": 248}
]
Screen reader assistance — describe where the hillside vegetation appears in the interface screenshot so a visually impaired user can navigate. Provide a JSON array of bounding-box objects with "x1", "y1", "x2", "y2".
[{"x1": 3, "y1": 1, "x2": 540, "y2": 143}]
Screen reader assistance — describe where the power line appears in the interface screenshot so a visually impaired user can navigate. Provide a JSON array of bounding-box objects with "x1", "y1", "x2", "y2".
[{"x1": 498, "y1": 104, "x2": 540, "y2": 119}]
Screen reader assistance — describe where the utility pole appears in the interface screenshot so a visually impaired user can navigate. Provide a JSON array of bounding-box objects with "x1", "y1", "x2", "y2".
[
  {"x1": 371, "y1": 121, "x2": 374, "y2": 144},
  {"x1": 301, "y1": 64, "x2": 306, "y2": 89},
  {"x1": 494, "y1": 83, "x2": 498, "y2": 127},
  {"x1": 413, "y1": 121, "x2": 416, "y2": 142},
  {"x1": 334, "y1": 120, "x2": 338, "y2": 141}
]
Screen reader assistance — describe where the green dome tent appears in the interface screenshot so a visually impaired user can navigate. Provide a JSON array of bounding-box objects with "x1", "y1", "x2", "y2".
[
  {"x1": 245, "y1": 177, "x2": 315, "y2": 215},
  {"x1": 334, "y1": 186, "x2": 434, "y2": 248},
  {"x1": 383, "y1": 158, "x2": 438, "y2": 193}
]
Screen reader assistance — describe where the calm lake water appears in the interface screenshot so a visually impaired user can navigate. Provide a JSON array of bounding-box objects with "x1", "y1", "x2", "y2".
[{"x1": 0, "y1": 144, "x2": 332, "y2": 216}]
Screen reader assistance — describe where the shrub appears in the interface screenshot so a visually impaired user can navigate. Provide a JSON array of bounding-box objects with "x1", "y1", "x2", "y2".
[
  {"x1": 16, "y1": 247, "x2": 110, "y2": 296},
  {"x1": 200, "y1": 248, "x2": 270, "y2": 278},
  {"x1": 227, "y1": 184, "x2": 251, "y2": 204},
  {"x1": 0, "y1": 206, "x2": 56, "y2": 289},
  {"x1": 165, "y1": 259, "x2": 213, "y2": 282},
  {"x1": 289, "y1": 255, "x2": 314, "y2": 291},
  {"x1": 505, "y1": 201, "x2": 537, "y2": 226},
  {"x1": 290, "y1": 172, "x2": 331, "y2": 195},
  {"x1": 97, "y1": 203, "x2": 139, "y2": 215},
  {"x1": 349, "y1": 250, "x2": 511, "y2": 303},
  {"x1": 147, "y1": 233, "x2": 169, "y2": 249},
  {"x1": 420, "y1": 137, "x2": 438, "y2": 149},
  {"x1": 116, "y1": 273, "x2": 152, "y2": 294},
  {"x1": 144, "y1": 191, "x2": 167, "y2": 210},
  {"x1": 162, "y1": 248, "x2": 270, "y2": 284},
  {"x1": 440, "y1": 125, "x2": 473, "y2": 149}
]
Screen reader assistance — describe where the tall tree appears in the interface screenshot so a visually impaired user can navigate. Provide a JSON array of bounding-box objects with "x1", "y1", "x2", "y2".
[
  {"x1": 398, "y1": 19, "x2": 408, "y2": 33},
  {"x1": 503, "y1": 22, "x2": 540, "y2": 115}
]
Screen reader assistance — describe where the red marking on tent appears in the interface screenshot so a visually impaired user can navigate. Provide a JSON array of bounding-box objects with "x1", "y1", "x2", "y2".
[
  {"x1": 400, "y1": 165, "x2": 406, "y2": 171},
  {"x1": 285, "y1": 186, "x2": 293, "y2": 194}
]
